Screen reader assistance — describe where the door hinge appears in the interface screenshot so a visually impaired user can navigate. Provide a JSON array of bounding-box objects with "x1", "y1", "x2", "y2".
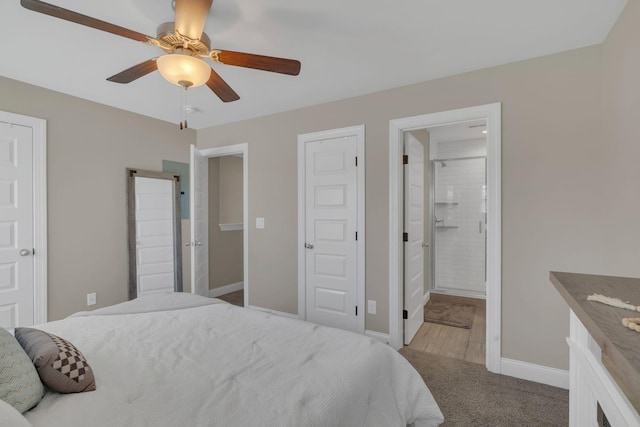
[
  {"x1": 403, "y1": 155, "x2": 409, "y2": 165},
  {"x1": 355, "y1": 306, "x2": 358, "y2": 316},
  {"x1": 32, "y1": 248, "x2": 35, "y2": 256},
  {"x1": 355, "y1": 156, "x2": 358, "y2": 167},
  {"x1": 355, "y1": 231, "x2": 358, "y2": 241},
  {"x1": 403, "y1": 232, "x2": 408, "y2": 242},
  {"x1": 402, "y1": 310, "x2": 408, "y2": 319}
]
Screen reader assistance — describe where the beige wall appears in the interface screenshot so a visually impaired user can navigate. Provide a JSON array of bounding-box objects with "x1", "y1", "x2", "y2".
[
  {"x1": 601, "y1": 1, "x2": 640, "y2": 277},
  {"x1": 0, "y1": 76, "x2": 195, "y2": 320},
  {"x1": 219, "y1": 156, "x2": 244, "y2": 224},
  {"x1": 208, "y1": 157, "x2": 243, "y2": 290},
  {"x1": 197, "y1": 45, "x2": 605, "y2": 370}
]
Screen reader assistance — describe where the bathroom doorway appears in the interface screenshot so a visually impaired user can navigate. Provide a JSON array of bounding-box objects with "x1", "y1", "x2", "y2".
[{"x1": 389, "y1": 103, "x2": 501, "y2": 372}]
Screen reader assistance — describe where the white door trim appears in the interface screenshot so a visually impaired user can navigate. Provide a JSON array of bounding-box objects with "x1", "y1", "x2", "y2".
[
  {"x1": 0, "y1": 110, "x2": 47, "y2": 324},
  {"x1": 388, "y1": 103, "x2": 501, "y2": 373},
  {"x1": 297, "y1": 125, "x2": 365, "y2": 334},
  {"x1": 195, "y1": 143, "x2": 249, "y2": 308}
]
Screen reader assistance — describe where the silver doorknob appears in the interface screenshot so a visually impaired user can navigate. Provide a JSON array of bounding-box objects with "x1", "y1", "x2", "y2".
[
  {"x1": 196, "y1": 241, "x2": 202, "y2": 246},
  {"x1": 185, "y1": 242, "x2": 191, "y2": 247},
  {"x1": 19, "y1": 249, "x2": 32, "y2": 256},
  {"x1": 305, "y1": 243, "x2": 314, "y2": 249}
]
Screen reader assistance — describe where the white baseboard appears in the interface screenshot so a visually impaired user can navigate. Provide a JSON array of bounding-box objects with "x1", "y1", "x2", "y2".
[
  {"x1": 431, "y1": 288, "x2": 486, "y2": 300},
  {"x1": 209, "y1": 281, "x2": 244, "y2": 298},
  {"x1": 365, "y1": 330, "x2": 391, "y2": 345},
  {"x1": 423, "y1": 291, "x2": 431, "y2": 305},
  {"x1": 500, "y1": 358, "x2": 569, "y2": 389},
  {"x1": 248, "y1": 305, "x2": 298, "y2": 319}
]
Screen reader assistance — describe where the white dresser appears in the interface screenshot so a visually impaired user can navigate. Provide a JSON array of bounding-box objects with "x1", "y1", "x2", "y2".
[{"x1": 551, "y1": 272, "x2": 640, "y2": 427}]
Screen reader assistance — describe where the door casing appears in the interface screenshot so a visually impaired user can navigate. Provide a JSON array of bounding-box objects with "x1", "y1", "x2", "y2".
[
  {"x1": 389, "y1": 103, "x2": 502, "y2": 373},
  {"x1": 0, "y1": 110, "x2": 47, "y2": 325},
  {"x1": 297, "y1": 125, "x2": 365, "y2": 334}
]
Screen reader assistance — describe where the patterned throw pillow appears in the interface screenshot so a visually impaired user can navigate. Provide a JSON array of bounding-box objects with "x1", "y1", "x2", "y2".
[
  {"x1": 14, "y1": 328, "x2": 96, "y2": 394},
  {"x1": 0, "y1": 328, "x2": 44, "y2": 413}
]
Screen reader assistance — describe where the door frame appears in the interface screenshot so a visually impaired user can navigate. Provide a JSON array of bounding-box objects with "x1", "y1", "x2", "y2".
[
  {"x1": 0, "y1": 110, "x2": 47, "y2": 324},
  {"x1": 388, "y1": 103, "x2": 501, "y2": 373},
  {"x1": 194, "y1": 144, "x2": 249, "y2": 308},
  {"x1": 297, "y1": 125, "x2": 366, "y2": 334},
  {"x1": 126, "y1": 168, "x2": 183, "y2": 299}
]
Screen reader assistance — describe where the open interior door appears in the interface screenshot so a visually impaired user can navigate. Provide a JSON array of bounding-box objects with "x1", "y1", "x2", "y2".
[
  {"x1": 404, "y1": 134, "x2": 425, "y2": 344},
  {"x1": 190, "y1": 145, "x2": 209, "y2": 296}
]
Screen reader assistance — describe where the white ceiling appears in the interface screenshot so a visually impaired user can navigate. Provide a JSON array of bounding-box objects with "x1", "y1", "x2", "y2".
[{"x1": 0, "y1": 0, "x2": 627, "y2": 129}]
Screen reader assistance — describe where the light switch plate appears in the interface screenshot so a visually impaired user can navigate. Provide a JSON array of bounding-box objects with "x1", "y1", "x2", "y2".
[
  {"x1": 87, "y1": 293, "x2": 96, "y2": 306},
  {"x1": 368, "y1": 300, "x2": 376, "y2": 314},
  {"x1": 256, "y1": 217, "x2": 265, "y2": 229}
]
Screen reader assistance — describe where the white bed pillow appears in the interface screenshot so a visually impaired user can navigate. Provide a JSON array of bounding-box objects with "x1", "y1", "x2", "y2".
[{"x1": 0, "y1": 398, "x2": 33, "y2": 427}]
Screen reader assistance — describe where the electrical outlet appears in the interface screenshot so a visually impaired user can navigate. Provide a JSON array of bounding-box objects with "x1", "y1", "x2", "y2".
[
  {"x1": 87, "y1": 293, "x2": 96, "y2": 306},
  {"x1": 256, "y1": 217, "x2": 265, "y2": 229},
  {"x1": 368, "y1": 300, "x2": 376, "y2": 314}
]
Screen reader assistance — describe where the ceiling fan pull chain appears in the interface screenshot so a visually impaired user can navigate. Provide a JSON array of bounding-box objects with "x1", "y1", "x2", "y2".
[
  {"x1": 184, "y1": 86, "x2": 188, "y2": 129},
  {"x1": 178, "y1": 84, "x2": 188, "y2": 130}
]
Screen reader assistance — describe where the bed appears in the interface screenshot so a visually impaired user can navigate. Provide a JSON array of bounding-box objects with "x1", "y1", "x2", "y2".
[{"x1": 15, "y1": 293, "x2": 443, "y2": 426}]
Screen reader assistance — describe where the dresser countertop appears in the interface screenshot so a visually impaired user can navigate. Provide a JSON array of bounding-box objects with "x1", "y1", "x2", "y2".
[{"x1": 550, "y1": 271, "x2": 640, "y2": 410}]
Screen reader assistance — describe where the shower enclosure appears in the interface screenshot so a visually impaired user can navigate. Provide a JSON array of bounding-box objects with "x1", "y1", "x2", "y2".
[{"x1": 431, "y1": 156, "x2": 487, "y2": 297}]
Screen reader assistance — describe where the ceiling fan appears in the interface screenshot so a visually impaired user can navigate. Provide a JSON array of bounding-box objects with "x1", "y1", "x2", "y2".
[{"x1": 20, "y1": 0, "x2": 301, "y2": 106}]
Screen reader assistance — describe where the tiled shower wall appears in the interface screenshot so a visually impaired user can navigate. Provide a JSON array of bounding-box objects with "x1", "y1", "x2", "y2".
[{"x1": 433, "y1": 138, "x2": 487, "y2": 296}]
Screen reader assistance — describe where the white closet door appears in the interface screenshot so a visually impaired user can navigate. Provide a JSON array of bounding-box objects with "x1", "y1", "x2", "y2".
[
  {"x1": 135, "y1": 177, "x2": 176, "y2": 297},
  {"x1": 304, "y1": 136, "x2": 358, "y2": 332},
  {"x1": 0, "y1": 123, "x2": 34, "y2": 328}
]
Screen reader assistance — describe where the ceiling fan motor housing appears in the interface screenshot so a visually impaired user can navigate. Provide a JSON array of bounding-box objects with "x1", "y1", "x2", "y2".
[{"x1": 156, "y1": 21, "x2": 211, "y2": 55}]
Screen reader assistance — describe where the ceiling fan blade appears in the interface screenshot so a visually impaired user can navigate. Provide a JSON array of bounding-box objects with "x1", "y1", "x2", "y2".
[
  {"x1": 21, "y1": 0, "x2": 151, "y2": 43},
  {"x1": 106, "y1": 59, "x2": 158, "y2": 84},
  {"x1": 214, "y1": 50, "x2": 301, "y2": 76},
  {"x1": 206, "y1": 68, "x2": 240, "y2": 103},
  {"x1": 174, "y1": 0, "x2": 213, "y2": 41}
]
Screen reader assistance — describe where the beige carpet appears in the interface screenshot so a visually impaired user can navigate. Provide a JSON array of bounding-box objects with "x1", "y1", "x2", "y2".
[
  {"x1": 400, "y1": 347, "x2": 569, "y2": 426},
  {"x1": 425, "y1": 300, "x2": 476, "y2": 329}
]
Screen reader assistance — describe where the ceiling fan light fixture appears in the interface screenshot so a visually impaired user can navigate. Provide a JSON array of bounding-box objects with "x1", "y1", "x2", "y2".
[{"x1": 156, "y1": 53, "x2": 210, "y2": 88}]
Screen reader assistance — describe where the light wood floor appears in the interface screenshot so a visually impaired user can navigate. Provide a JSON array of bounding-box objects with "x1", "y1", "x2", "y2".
[
  {"x1": 407, "y1": 293, "x2": 486, "y2": 365},
  {"x1": 215, "y1": 290, "x2": 244, "y2": 307}
]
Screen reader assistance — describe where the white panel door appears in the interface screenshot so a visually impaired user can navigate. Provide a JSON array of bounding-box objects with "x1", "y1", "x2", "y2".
[
  {"x1": 404, "y1": 134, "x2": 425, "y2": 344},
  {"x1": 135, "y1": 177, "x2": 175, "y2": 297},
  {"x1": 0, "y1": 123, "x2": 33, "y2": 329},
  {"x1": 190, "y1": 145, "x2": 209, "y2": 297},
  {"x1": 305, "y1": 136, "x2": 358, "y2": 332}
]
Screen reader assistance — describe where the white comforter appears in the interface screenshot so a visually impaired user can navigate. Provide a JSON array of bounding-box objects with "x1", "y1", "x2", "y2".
[{"x1": 25, "y1": 294, "x2": 443, "y2": 427}]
